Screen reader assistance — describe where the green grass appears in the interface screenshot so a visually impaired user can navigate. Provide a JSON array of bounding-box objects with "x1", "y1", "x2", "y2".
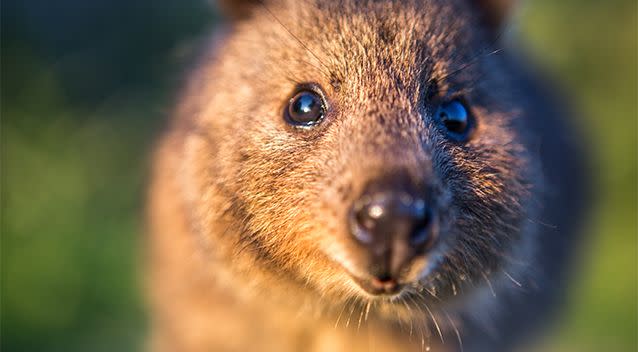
[
  {"x1": 3, "y1": 53, "x2": 151, "y2": 351},
  {"x1": 521, "y1": 0, "x2": 638, "y2": 350}
]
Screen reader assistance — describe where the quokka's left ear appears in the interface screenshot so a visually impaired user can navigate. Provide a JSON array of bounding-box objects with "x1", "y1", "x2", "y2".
[
  {"x1": 216, "y1": 0, "x2": 262, "y2": 21},
  {"x1": 467, "y1": 0, "x2": 518, "y2": 35}
]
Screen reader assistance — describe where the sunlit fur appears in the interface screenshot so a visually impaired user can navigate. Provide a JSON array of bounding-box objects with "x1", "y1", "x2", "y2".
[{"x1": 146, "y1": 0, "x2": 587, "y2": 351}]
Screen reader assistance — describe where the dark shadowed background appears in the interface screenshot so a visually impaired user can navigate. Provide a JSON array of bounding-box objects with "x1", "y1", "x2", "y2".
[{"x1": 2, "y1": 0, "x2": 636, "y2": 351}]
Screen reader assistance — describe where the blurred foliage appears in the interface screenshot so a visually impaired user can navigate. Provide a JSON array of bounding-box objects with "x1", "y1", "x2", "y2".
[
  {"x1": 520, "y1": 1, "x2": 638, "y2": 351},
  {"x1": 2, "y1": 1, "x2": 216, "y2": 351},
  {"x1": 1, "y1": 0, "x2": 636, "y2": 351}
]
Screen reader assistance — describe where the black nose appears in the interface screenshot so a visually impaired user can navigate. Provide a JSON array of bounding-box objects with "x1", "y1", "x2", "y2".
[{"x1": 349, "y1": 188, "x2": 434, "y2": 282}]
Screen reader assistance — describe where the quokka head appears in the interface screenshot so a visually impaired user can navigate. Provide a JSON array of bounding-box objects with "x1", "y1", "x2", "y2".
[{"x1": 182, "y1": 0, "x2": 538, "y2": 312}]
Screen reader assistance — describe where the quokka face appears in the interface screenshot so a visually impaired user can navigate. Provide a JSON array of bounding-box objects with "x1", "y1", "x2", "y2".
[{"x1": 179, "y1": 0, "x2": 538, "y2": 315}]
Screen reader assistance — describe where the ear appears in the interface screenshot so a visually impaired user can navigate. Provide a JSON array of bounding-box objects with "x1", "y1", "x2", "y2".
[
  {"x1": 216, "y1": 0, "x2": 262, "y2": 20},
  {"x1": 468, "y1": 0, "x2": 517, "y2": 34}
]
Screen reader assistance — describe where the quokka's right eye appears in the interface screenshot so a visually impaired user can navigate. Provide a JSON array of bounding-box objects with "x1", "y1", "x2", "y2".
[
  {"x1": 284, "y1": 88, "x2": 326, "y2": 127},
  {"x1": 434, "y1": 98, "x2": 476, "y2": 142}
]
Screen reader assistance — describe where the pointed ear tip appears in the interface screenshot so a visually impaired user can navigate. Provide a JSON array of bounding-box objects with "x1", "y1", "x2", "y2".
[
  {"x1": 471, "y1": 0, "x2": 517, "y2": 30},
  {"x1": 216, "y1": 0, "x2": 261, "y2": 20}
]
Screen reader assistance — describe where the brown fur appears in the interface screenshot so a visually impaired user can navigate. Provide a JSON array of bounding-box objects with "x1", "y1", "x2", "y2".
[{"x1": 146, "y1": 1, "x2": 587, "y2": 351}]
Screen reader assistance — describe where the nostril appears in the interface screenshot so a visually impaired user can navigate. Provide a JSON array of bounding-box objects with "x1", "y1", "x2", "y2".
[
  {"x1": 350, "y1": 192, "x2": 435, "y2": 248},
  {"x1": 409, "y1": 206, "x2": 433, "y2": 246},
  {"x1": 355, "y1": 203, "x2": 383, "y2": 231},
  {"x1": 350, "y1": 196, "x2": 388, "y2": 244},
  {"x1": 374, "y1": 272, "x2": 393, "y2": 283}
]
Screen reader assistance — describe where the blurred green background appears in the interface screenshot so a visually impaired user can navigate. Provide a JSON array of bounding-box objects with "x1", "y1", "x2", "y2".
[{"x1": 2, "y1": 0, "x2": 636, "y2": 351}]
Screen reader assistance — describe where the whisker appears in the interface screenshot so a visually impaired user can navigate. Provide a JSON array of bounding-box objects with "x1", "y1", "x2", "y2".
[
  {"x1": 335, "y1": 297, "x2": 351, "y2": 328},
  {"x1": 259, "y1": 1, "x2": 331, "y2": 75},
  {"x1": 357, "y1": 302, "x2": 365, "y2": 332},
  {"x1": 441, "y1": 47, "x2": 504, "y2": 82},
  {"x1": 437, "y1": 26, "x2": 509, "y2": 84},
  {"x1": 424, "y1": 302, "x2": 444, "y2": 344},
  {"x1": 443, "y1": 310, "x2": 464, "y2": 352},
  {"x1": 423, "y1": 287, "x2": 441, "y2": 302},
  {"x1": 527, "y1": 216, "x2": 558, "y2": 229},
  {"x1": 402, "y1": 300, "x2": 414, "y2": 338},
  {"x1": 345, "y1": 299, "x2": 357, "y2": 328},
  {"x1": 418, "y1": 318, "x2": 426, "y2": 352},
  {"x1": 407, "y1": 293, "x2": 432, "y2": 351},
  {"x1": 481, "y1": 271, "x2": 497, "y2": 298},
  {"x1": 503, "y1": 270, "x2": 523, "y2": 288}
]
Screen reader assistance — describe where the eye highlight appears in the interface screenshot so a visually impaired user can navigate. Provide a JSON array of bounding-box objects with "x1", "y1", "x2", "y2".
[
  {"x1": 434, "y1": 99, "x2": 475, "y2": 142},
  {"x1": 284, "y1": 89, "x2": 326, "y2": 127}
]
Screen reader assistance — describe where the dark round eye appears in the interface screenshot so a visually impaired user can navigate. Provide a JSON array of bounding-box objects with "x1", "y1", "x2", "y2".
[
  {"x1": 285, "y1": 90, "x2": 325, "y2": 126},
  {"x1": 435, "y1": 99, "x2": 475, "y2": 141}
]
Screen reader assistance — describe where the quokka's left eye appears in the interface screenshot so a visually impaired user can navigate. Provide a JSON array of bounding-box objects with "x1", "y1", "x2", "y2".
[
  {"x1": 434, "y1": 99, "x2": 476, "y2": 142},
  {"x1": 284, "y1": 89, "x2": 326, "y2": 127}
]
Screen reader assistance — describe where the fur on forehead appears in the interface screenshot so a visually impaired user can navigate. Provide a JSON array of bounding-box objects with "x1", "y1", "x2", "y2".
[
  {"x1": 217, "y1": 0, "x2": 514, "y2": 32},
  {"x1": 223, "y1": 0, "x2": 493, "y2": 93}
]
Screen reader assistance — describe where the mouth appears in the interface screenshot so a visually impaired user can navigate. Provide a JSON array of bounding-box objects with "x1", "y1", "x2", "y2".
[{"x1": 349, "y1": 274, "x2": 405, "y2": 296}]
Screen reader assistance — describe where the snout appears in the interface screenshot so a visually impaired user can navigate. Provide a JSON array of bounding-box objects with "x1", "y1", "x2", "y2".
[{"x1": 348, "y1": 175, "x2": 437, "y2": 295}]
